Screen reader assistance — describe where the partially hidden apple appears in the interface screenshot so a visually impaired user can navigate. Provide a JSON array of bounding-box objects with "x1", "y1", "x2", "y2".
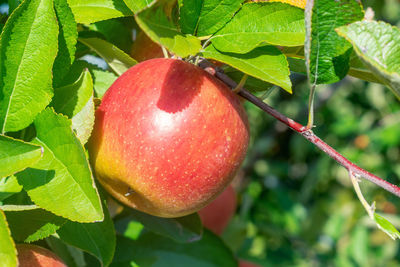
[
  {"x1": 239, "y1": 259, "x2": 262, "y2": 267},
  {"x1": 198, "y1": 185, "x2": 236, "y2": 235},
  {"x1": 16, "y1": 244, "x2": 66, "y2": 267},
  {"x1": 89, "y1": 58, "x2": 249, "y2": 218},
  {"x1": 130, "y1": 31, "x2": 164, "y2": 62}
]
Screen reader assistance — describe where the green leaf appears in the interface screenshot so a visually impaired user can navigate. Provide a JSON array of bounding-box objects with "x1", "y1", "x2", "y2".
[
  {"x1": 0, "y1": 0, "x2": 59, "y2": 133},
  {"x1": 336, "y1": 21, "x2": 400, "y2": 99},
  {"x1": 112, "y1": 230, "x2": 237, "y2": 267},
  {"x1": 0, "y1": 176, "x2": 23, "y2": 202},
  {"x1": 374, "y1": 213, "x2": 400, "y2": 240},
  {"x1": 203, "y1": 44, "x2": 292, "y2": 93},
  {"x1": 0, "y1": 135, "x2": 42, "y2": 178},
  {"x1": 210, "y1": 2, "x2": 305, "y2": 54},
  {"x1": 179, "y1": 0, "x2": 244, "y2": 37},
  {"x1": 46, "y1": 235, "x2": 87, "y2": 267},
  {"x1": 223, "y1": 67, "x2": 273, "y2": 92},
  {"x1": 52, "y1": 70, "x2": 95, "y2": 144},
  {"x1": 5, "y1": 208, "x2": 66, "y2": 242},
  {"x1": 0, "y1": 205, "x2": 37, "y2": 211},
  {"x1": 8, "y1": 0, "x2": 21, "y2": 13},
  {"x1": 123, "y1": 0, "x2": 156, "y2": 14},
  {"x1": 79, "y1": 37, "x2": 137, "y2": 76},
  {"x1": 281, "y1": 47, "x2": 383, "y2": 83},
  {"x1": 57, "y1": 200, "x2": 116, "y2": 267},
  {"x1": 89, "y1": 19, "x2": 133, "y2": 53},
  {"x1": 115, "y1": 210, "x2": 202, "y2": 243},
  {"x1": 67, "y1": 0, "x2": 132, "y2": 24},
  {"x1": 54, "y1": 60, "x2": 117, "y2": 99},
  {"x1": 135, "y1": 4, "x2": 202, "y2": 58},
  {"x1": 16, "y1": 108, "x2": 103, "y2": 223},
  {"x1": 53, "y1": 0, "x2": 78, "y2": 87},
  {"x1": 0, "y1": 210, "x2": 16, "y2": 267},
  {"x1": 287, "y1": 57, "x2": 307, "y2": 74},
  {"x1": 346, "y1": 52, "x2": 381, "y2": 83},
  {"x1": 305, "y1": 0, "x2": 364, "y2": 84},
  {"x1": 92, "y1": 69, "x2": 118, "y2": 99}
]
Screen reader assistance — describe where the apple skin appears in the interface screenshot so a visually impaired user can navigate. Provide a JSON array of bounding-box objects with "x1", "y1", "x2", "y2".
[
  {"x1": 16, "y1": 244, "x2": 66, "y2": 267},
  {"x1": 89, "y1": 58, "x2": 249, "y2": 218},
  {"x1": 198, "y1": 185, "x2": 236, "y2": 235},
  {"x1": 239, "y1": 260, "x2": 262, "y2": 267},
  {"x1": 130, "y1": 31, "x2": 164, "y2": 62}
]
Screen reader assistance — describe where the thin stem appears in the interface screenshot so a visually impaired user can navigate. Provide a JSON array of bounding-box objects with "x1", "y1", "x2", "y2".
[
  {"x1": 161, "y1": 46, "x2": 169, "y2": 59},
  {"x1": 260, "y1": 86, "x2": 277, "y2": 100},
  {"x1": 199, "y1": 59, "x2": 400, "y2": 198},
  {"x1": 349, "y1": 172, "x2": 374, "y2": 219},
  {"x1": 201, "y1": 38, "x2": 212, "y2": 51},
  {"x1": 307, "y1": 84, "x2": 316, "y2": 129},
  {"x1": 233, "y1": 74, "x2": 248, "y2": 93},
  {"x1": 194, "y1": 56, "x2": 201, "y2": 66}
]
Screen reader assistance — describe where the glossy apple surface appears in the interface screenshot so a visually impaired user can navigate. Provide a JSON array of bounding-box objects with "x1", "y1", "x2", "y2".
[
  {"x1": 89, "y1": 58, "x2": 249, "y2": 217},
  {"x1": 198, "y1": 185, "x2": 236, "y2": 235},
  {"x1": 16, "y1": 244, "x2": 66, "y2": 267},
  {"x1": 130, "y1": 31, "x2": 164, "y2": 62}
]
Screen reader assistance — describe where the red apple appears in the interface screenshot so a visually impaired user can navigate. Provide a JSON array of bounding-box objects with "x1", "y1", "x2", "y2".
[
  {"x1": 239, "y1": 259, "x2": 262, "y2": 267},
  {"x1": 130, "y1": 31, "x2": 164, "y2": 62},
  {"x1": 198, "y1": 185, "x2": 236, "y2": 235},
  {"x1": 16, "y1": 244, "x2": 66, "y2": 267},
  {"x1": 89, "y1": 58, "x2": 249, "y2": 217}
]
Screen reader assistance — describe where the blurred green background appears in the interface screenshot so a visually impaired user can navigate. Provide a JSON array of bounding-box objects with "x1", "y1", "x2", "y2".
[{"x1": 226, "y1": 1, "x2": 400, "y2": 266}]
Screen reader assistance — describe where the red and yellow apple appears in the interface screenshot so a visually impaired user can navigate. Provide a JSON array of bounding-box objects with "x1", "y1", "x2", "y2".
[
  {"x1": 130, "y1": 31, "x2": 164, "y2": 62},
  {"x1": 89, "y1": 58, "x2": 249, "y2": 217},
  {"x1": 198, "y1": 185, "x2": 236, "y2": 235},
  {"x1": 16, "y1": 244, "x2": 66, "y2": 267}
]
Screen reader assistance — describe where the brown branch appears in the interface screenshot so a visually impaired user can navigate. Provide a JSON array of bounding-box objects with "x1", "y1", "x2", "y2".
[{"x1": 199, "y1": 60, "x2": 400, "y2": 198}]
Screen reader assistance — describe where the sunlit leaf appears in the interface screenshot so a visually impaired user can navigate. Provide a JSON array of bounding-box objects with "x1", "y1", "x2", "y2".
[
  {"x1": 210, "y1": 2, "x2": 305, "y2": 54},
  {"x1": 16, "y1": 108, "x2": 103, "y2": 223},
  {"x1": 337, "y1": 21, "x2": 400, "y2": 99},
  {"x1": 52, "y1": 70, "x2": 95, "y2": 144},
  {"x1": 203, "y1": 44, "x2": 292, "y2": 92},
  {"x1": 305, "y1": 0, "x2": 363, "y2": 84},
  {"x1": 179, "y1": 0, "x2": 244, "y2": 37},
  {"x1": 0, "y1": 135, "x2": 42, "y2": 178},
  {"x1": 136, "y1": 3, "x2": 202, "y2": 58},
  {"x1": 67, "y1": 0, "x2": 132, "y2": 24},
  {"x1": 0, "y1": 210, "x2": 17, "y2": 267},
  {"x1": 79, "y1": 37, "x2": 137, "y2": 76},
  {"x1": 0, "y1": 0, "x2": 58, "y2": 133},
  {"x1": 374, "y1": 213, "x2": 400, "y2": 240}
]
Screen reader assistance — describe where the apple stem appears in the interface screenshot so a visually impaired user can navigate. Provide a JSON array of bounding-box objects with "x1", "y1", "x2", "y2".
[
  {"x1": 233, "y1": 74, "x2": 248, "y2": 93},
  {"x1": 161, "y1": 46, "x2": 169, "y2": 59},
  {"x1": 306, "y1": 83, "x2": 316, "y2": 130},
  {"x1": 199, "y1": 59, "x2": 400, "y2": 199}
]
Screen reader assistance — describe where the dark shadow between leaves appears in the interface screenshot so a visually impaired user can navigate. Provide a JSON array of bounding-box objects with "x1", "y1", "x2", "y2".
[{"x1": 16, "y1": 168, "x2": 56, "y2": 190}]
